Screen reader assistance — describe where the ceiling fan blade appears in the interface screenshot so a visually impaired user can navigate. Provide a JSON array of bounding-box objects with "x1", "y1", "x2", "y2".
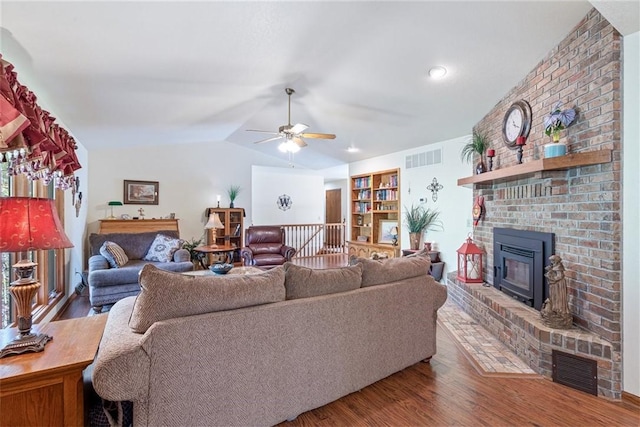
[
  {"x1": 293, "y1": 136, "x2": 308, "y2": 148},
  {"x1": 246, "y1": 129, "x2": 279, "y2": 135},
  {"x1": 290, "y1": 123, "x2": 309, "y2": 134},
  {"x1": 300, "y1": 132, "x2": 336, "y2": 139},
  {"x1": 254, "y1": 135, "x2": 284, "y2": 145}
]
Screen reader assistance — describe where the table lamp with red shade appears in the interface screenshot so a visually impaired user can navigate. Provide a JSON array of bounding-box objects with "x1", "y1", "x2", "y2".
[{"x1": 0, "y1": 197, "x2": 73, "y2": 358}]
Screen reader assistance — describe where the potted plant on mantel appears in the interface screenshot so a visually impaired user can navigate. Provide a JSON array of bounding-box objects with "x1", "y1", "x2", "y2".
[
  {"x1": 404, "y1": 204, "x2": 443, "y2": 251},
  {"x1": 460, "y1": 131, "x2": 490, "y2": 174},
  {"x1": 543, "y1": 101, "x2": 577, "y2": 158},
  {"x1": 227, "y1": 185, "x2": 241, "y2": 208}
]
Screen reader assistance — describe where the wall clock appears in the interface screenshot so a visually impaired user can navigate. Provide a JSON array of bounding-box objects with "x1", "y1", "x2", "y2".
[{"x1": 502, "y1": 100, "x2": 532, "y2": 149}]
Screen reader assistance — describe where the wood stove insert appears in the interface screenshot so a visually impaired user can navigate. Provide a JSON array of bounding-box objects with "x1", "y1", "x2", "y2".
[{"x1": 492, "y1": 228, "x2": 554, "y2": 310}]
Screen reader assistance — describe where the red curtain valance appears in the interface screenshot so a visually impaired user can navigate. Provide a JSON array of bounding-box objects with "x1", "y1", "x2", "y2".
[{"x1": 0, "y1": 54, "x2": 81, "y2": 189}]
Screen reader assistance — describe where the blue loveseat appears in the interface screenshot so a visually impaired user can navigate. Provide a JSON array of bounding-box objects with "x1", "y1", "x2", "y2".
[{"x1": 88, "y1": 230, "x2": 193, "y2": 313}]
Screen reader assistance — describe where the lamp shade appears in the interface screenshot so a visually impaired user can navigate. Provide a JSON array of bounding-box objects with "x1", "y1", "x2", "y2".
[
  {"x1": 108, "y1": 201, "x2": 123, "y2": 206},
  {"x1": 0, "y1": 197, "x2": 74, "y2": 252},
  {"x1": 204, "y1": 213, "x2": 224, "y2": 229}
]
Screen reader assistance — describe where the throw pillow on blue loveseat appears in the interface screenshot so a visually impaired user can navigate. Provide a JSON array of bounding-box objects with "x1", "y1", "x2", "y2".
[
  {"x1": 142, "y1": 234, "x2": 184, "y2": 263},
  {"x1": 99, "y1": 241, "x2": 129, "y2": 268}
]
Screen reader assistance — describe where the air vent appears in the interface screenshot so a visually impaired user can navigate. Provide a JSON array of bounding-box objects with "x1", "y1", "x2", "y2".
[
  {"x1": 552, "y1": 350, "x2": 598, "y2": 396},
  {"x1": 406, "y1": 148, "x2": 442, "y2": 169}
]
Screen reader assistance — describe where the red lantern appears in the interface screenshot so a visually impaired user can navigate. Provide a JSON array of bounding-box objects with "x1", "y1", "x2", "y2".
[{"x1": 456, "y1": 236, "x2": 484, "y2": 283}]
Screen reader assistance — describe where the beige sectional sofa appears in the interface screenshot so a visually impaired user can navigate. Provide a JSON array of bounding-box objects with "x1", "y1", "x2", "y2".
[{"x1": 92, "y1": 255, "x2": 447, "y2": 427}]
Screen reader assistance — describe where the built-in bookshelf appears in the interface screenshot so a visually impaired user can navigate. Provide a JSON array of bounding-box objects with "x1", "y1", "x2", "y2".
[{"x1": 349, "y1": 168, "x2": 400, "y2": 258}]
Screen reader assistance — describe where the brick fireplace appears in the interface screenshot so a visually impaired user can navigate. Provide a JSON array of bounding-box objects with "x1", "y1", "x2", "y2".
[{"x1": 449, "y1": 9, "x2": 623, "y2": 399}]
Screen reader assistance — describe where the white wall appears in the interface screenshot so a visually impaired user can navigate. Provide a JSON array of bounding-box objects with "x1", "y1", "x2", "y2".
[
  {"x1": 87, "y1": 142, "x2": 293, "y2": 244},
  {"x1": 251, "y1": 166, "x2": 325, "y2": 225},
  {"x1": 349, "y1": 135, "x2": 473, "y2": 276},
  {"x1": 622, "y1": 30, "x2": 639, "y2": 397}
]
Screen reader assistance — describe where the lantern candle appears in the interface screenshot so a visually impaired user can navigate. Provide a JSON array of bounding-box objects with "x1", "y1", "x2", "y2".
[{"x1": 487, "y1": 149, "x2": 495, "y2": 157}]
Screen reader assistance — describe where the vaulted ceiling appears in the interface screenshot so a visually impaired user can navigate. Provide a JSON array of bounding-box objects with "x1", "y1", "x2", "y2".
[{"x1": 1, "y1": 1, "x2": 637, "y2": 170}]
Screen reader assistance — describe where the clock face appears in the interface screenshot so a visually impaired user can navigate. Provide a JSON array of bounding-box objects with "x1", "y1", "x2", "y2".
[
  {"x1": 502, "y1": 100, "x2": 532, "y2": 149},
  {"x1": 505, "y1": 109, "x2": 523, "y2": 142}
]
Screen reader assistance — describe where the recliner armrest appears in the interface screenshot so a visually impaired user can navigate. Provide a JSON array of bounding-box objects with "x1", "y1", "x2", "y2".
[
  {"x1": 89, "y1": 254, "x2": 110, "y2": 272},
  {"x1": 280, "y1": 245, "x2": 296, "y2": 261}
]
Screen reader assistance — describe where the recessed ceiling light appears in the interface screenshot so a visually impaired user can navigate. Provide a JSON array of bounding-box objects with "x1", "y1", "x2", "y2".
[
  {"x1": 428, "y1": 66, "x2": 447, "y2": 79},
  {"x1": 347, "y1": 146, "x2": 360, "y2": 153}
]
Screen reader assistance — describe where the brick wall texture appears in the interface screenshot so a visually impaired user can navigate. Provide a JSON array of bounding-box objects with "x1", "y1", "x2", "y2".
[{"x1": 462, "y1": 8, "x2": 623, "y2": 397}]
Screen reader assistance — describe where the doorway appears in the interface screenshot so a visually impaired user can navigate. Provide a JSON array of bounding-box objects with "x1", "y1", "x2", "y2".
[{"x1": 325, "y1": 189, "x2": 342, "y2": 248}]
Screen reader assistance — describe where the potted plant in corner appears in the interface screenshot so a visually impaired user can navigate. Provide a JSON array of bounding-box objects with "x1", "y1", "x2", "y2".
[
  {"x1": 227, "y1": 185, "x2": 241, "y2": 208},
  {"x1": 404, "y1": 204, "x2": 443, "y2": 250},
  {"x1": 460, "y1": 131, "x2": 490, "y2": 174},
  {"x1": 543, "y1": 101, "x2": 576, "y2": 158}
]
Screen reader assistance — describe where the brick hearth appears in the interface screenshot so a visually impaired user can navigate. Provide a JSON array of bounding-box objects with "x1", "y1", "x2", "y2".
[
  {"x1": 446, "y1": 274, "x2": 616, "y2": 397},
  {"x1": 459, "y1": 9, "x2": 623, "y2": 398}
]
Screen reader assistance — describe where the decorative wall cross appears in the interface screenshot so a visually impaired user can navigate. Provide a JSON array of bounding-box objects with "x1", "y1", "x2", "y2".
[{"x1": 427, "y1": 177, "x2": 443, "y2": 202}]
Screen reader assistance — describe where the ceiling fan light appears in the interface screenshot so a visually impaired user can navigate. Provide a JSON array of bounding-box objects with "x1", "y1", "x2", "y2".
[
  {"x1": 428, "y1": 66, "x2": 447, "y2": 79},
  {"x1": 278, "y1": 140, "x2": 300, "y2": 153}
]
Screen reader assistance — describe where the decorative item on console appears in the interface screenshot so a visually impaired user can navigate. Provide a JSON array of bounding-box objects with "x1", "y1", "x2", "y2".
[
  {"x1": 460, "y1": 131, "x2": 489, "y2": 174},
  {"x1": 0, "y1": 55, "x2": 81, "y2": 190},
  {"x1": 426, "y1": 177, "x2": 443, "y2": 202},
  {"x1": 543, "y1": 101, "x2": 577, "y2": 158},
  {"x1": 540, "y1": 255, "x2": 573, "y2": 329},
  {"x1": 456, "y1": 234, "x2": 483, "y2": 284}
]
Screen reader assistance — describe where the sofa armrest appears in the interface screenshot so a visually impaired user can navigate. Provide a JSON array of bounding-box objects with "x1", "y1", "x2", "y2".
[
  {"x1": 280, "y1": 245, "x2": 296, "y2": 261},
  {"x1": 173, "y1": 248, "x2": 190, "y2": 263},
  {"x1": 92, "y1": 297, "x2": 150, "y2": 402},
  {"x1": 240, "y1": 247, "x2": 255, "y2": 266},
  {"x1": 88, "y1": 254, "x2": 110, "y2": 272}
]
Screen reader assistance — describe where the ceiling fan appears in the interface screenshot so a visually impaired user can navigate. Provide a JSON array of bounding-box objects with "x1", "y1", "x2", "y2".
[{"x1": 247, "y1": 88, "x2": 336, "y2": 151}]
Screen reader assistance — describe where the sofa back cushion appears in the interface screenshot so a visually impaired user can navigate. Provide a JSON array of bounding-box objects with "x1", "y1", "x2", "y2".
[
  {"x1": 129, "y1": 264, "x2": 286, "y2": 333},
  {"x1": 351, "y1": 255, "x2": 431, "y2": 287},
  {"x1": 89, "y1": 230, "x2": 180, "y2": 259},
  {"x1": 283, "y1": 262, "x2": 363, "y2": 300}
]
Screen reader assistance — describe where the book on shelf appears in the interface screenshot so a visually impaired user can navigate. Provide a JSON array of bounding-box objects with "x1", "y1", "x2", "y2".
[{"x1": 233, "y1": 223, "x2": 241, "y2": 236}]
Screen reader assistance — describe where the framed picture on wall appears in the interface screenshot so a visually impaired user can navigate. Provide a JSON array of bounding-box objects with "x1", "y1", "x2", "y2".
[
  {"x1": 378, "y1": 220, "x2": 397, "y2": 244},
  {"x1": 124, "y1": 180, "x2": 159, "y2": 205}
]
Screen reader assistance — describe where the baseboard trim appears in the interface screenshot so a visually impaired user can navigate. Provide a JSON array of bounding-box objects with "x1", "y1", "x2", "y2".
[{"x1": 622, "y1": 391, "x2": 640, "y2": 407}]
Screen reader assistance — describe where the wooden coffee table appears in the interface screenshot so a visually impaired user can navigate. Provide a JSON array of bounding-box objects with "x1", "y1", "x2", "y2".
[{"x1": 0, "y1": 315, "x2": 107, "y2": 427}]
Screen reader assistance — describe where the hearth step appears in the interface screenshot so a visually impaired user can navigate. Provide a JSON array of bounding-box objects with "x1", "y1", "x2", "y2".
[{"x1": 552, "y1": 350, "x2": 598, "y2": 396}]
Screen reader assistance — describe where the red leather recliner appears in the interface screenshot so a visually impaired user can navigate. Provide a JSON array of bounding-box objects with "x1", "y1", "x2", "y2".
[{"x1": 240, "y1": 226, "x2": 296, "y2": 269}]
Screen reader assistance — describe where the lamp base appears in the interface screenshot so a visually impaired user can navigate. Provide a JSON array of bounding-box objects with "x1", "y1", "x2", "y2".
[{"x1": 0, "y1": 332, "x2": 52, "y2": 358}]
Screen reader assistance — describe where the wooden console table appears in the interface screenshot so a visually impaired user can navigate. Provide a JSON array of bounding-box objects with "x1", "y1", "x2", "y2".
[
  {"x1": 0, "y1": 315, "x2": 107, "y2": 427},
  {"x1": 98, "y1": 218, "x2": 179, "y2": 234}
]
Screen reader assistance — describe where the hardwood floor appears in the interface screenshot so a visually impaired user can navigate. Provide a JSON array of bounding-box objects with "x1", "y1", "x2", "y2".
[{"x1": 58, "y1": 275, "x2": 639, "y2": 426}]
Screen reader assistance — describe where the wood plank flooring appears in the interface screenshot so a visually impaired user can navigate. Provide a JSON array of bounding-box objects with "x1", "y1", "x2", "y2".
[{"x1": 58, "y1": 266, "x2": 639, "y2": 426}]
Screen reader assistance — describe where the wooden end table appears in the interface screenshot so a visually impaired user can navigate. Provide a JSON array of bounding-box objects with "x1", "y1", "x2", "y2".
[
  {"x1": 193, "y1": 244, "x2": 236, "y2": 269},
  {"x1": 0, "y1": 314, "x2": 107, "y2": 427}
]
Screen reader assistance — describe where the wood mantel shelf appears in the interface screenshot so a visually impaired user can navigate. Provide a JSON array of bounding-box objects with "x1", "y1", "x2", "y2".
[{"x1": 457, "y1": 150, "x2": 612, "y2": 186}]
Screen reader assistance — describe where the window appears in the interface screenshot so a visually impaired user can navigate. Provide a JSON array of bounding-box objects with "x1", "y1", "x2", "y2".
[{"x1": 0, "y1": 165, "x2": 67, "y2": 329}]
